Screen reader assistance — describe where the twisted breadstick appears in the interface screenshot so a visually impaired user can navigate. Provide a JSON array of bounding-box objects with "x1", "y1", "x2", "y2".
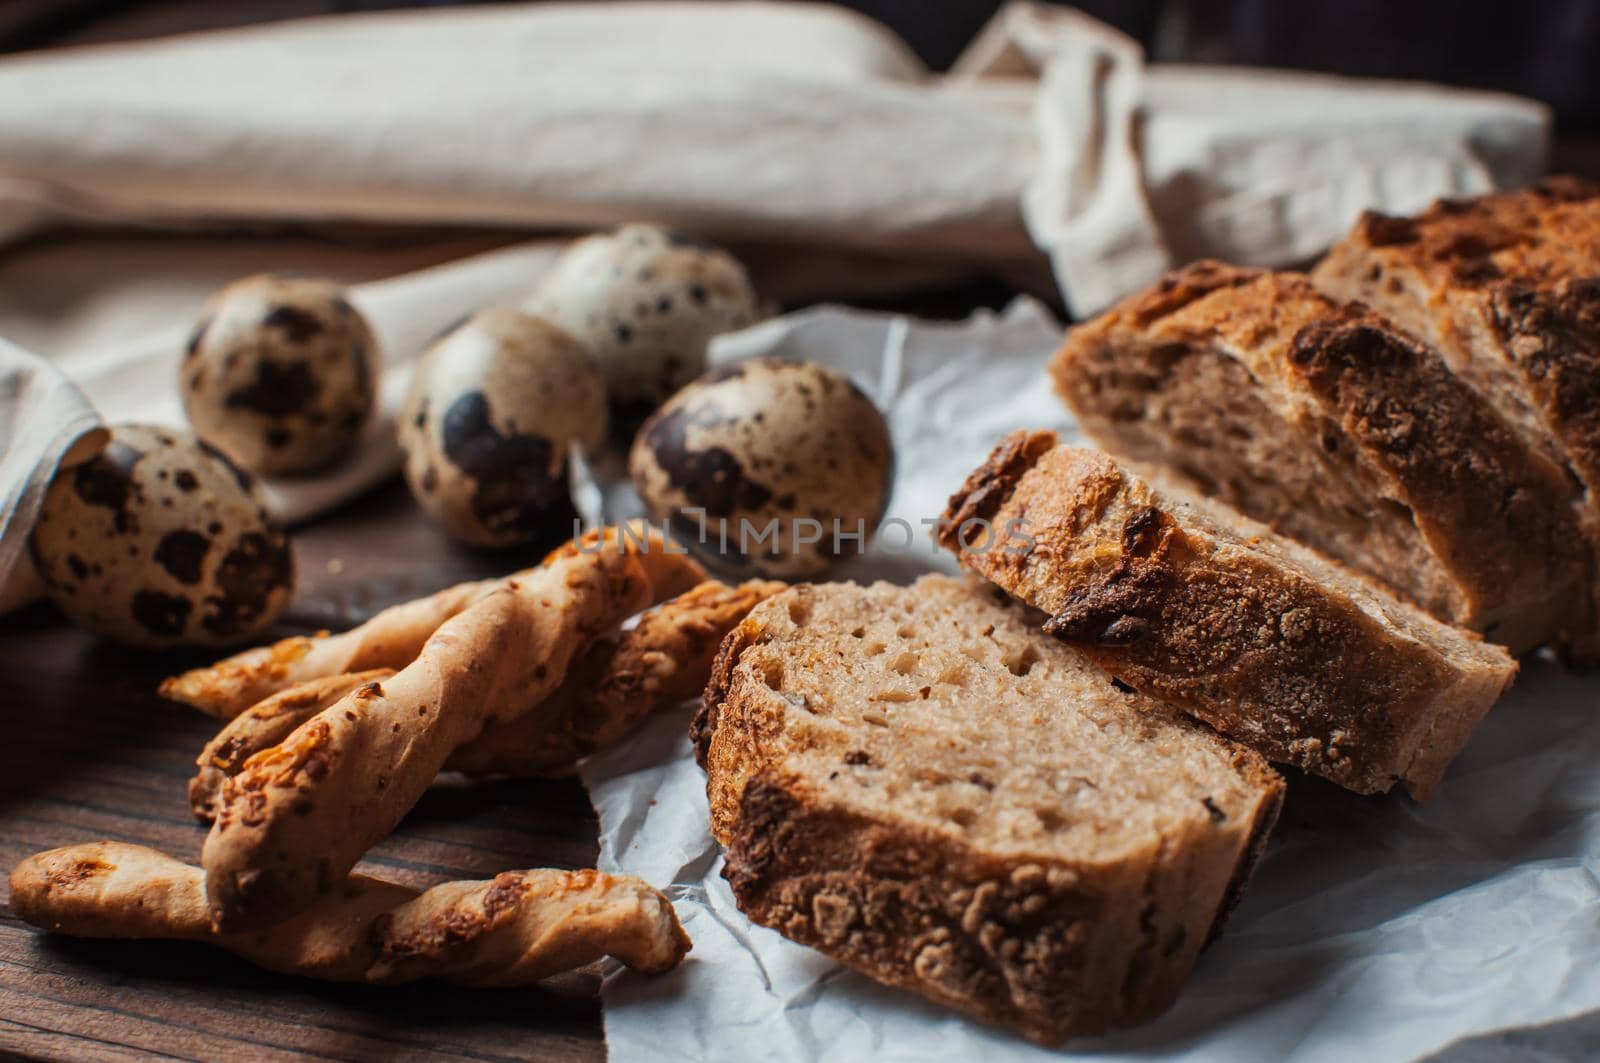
[
  {"x1": 204, "y1": 524, "x2": 703, "y2": 929},
  {"x1": 161, "y1": 576, "x2": 502, "y2": 718},
  {"x1": 449, "y1": 579, "x2": 786, "y2": 776},
  {"x1": 189, "y1": 669, "x2": 396, "y2": 820},
  {"x1": 189, "y1": 581, "x2": 784, "y2": 817},
  {"x1": 10, "y1": 842, "x2": 689, "y2": 983}
]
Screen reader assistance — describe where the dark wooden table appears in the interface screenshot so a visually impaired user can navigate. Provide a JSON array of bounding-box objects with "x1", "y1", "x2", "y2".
[
  {"x1": 9, "y1": 135, "x2": 1600, "y2": 1055},
  {"x1": 0, "y1": 480, "x2": 610, "y2": 1062}
]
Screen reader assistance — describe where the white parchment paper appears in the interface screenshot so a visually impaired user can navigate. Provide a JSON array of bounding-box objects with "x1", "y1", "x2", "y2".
[{"x1": 580, "y1": 302, "x2": 1600, "y2": 1061}]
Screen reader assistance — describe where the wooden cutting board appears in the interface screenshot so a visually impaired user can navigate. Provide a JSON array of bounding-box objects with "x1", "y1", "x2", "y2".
[{"x1": 0, "y1": 479, "x2": 607, "y2": 1062}]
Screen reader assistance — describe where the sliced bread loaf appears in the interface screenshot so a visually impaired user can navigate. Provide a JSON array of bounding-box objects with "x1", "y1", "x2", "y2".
[
  {"x1": 1313, "y1": 178, "x2": 1600, "y2": 656},
  {"x1": 940, "y1": 432, "x2": 1517, "y2": 798},
  {"x1": 1050, "y1": 260, "x2": 1592, "y2": 655},
  {"x1": 694, "y1": 575, "x2": 1284, "y2": 1044}
]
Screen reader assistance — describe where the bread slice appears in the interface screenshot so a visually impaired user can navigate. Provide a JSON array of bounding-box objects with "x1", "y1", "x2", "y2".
[
  {"x1": 1050, "y1": 260, "x2": 1592, "y2": 655},
  {"x1": 1313, "y1": 178, "x2": 1600, "y2": 656},
  {"x1": 694, "y1": 575, "x2": 1284, "y2": 1044},
  {"x1": 940, "y1": 432, "x2": 1517, "y2": 798}
]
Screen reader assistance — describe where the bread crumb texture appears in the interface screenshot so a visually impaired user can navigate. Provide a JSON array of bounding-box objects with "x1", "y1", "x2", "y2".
[{"x1": 696, "y1": 576, "x2": 1283, "y2": 1044}]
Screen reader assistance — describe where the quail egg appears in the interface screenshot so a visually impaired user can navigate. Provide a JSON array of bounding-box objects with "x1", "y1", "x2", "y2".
[
  {"x1": 399, "y1": 307, "x2": 605, "y2": 548},
  {"x1": 30, "y1": 425, "x2": 295, "y2": 648},
  {"x1": 629, "y1": 359, "x2": 894, "y2": 577},
  {"x1": 526, "y1": 225, "x2": 762, "y2": 428},
  {"x1": 181, "y1": 274, "x2": 378, "y2": 476}
]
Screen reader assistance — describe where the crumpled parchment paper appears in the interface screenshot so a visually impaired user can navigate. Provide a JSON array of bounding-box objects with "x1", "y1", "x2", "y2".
[{"x1": 580, "y1": 301, "x2": 1600, "y2": 1062}]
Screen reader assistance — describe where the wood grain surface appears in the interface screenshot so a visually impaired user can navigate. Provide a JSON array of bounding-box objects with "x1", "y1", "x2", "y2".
[{"x1": 0, "y1": 480, "x2": 608, "y2": 1062}]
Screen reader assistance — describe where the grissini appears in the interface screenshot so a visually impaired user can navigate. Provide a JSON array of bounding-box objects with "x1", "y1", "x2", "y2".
[
  {"x1": 187, "y1": 579, "x2": 784, "y2": 816},
  {"x1": 11, "y1": 841, "x2": 689, "y2": 984},
  {"x1": 448, "y1": 577, "x2": 785, "y2": 776},
  {"x1": 160, "y1": 575, "x2": 503, "y2": 719},
  {"x1": 203, "y1": 523, "x2": 703, "y2": 930},
  {"x1": 189, "y1": 669, "x2": 395, "y2": 820}
]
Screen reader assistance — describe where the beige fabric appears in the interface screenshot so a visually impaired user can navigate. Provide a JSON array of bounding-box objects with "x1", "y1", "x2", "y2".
[
  {"x1": 0, "y1": 2, "x2": 1547, "y2": 312},
  {"x1": 0, "y1": 1, "x2": 1552, "y2": 609},
  {"x1": 0, "y1": 3, "x2": 1023, "y2": 256}
]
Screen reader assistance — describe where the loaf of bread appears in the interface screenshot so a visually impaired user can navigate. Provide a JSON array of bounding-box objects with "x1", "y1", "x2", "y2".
[
  {"x1": 1314, "y1": 178, "x2": 1600, "y2": 656},
  {"x1": 941, "y1": 431, "x2": 1518, "y2": 798},
  {"x1": 1051, "y1": 260, "x2": 1592, "y2": 655},
  {"x1": 694, "y1": 576, "x2": 1284, "y2": 1044}
]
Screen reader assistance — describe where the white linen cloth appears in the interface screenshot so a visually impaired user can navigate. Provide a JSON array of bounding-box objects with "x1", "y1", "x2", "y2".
[
  {"x1": 0, "y1": 1, "x2": 1548, "y2": 313},
  {"x1": 0, "y1": 239, "x2": 573, "y2": 604},
  {"x1": 0, "y1": 0, "x2": 1551, "y2": 599},
  {"x1": 582, "y1": 302, "x2": 1600, "y2": 1063}
]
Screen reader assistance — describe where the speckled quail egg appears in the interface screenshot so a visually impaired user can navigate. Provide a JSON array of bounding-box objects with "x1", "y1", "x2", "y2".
[
  {"x1": 398, "y1": 307, "x2": 606, "y2": 548},
  {"x1": 629, "y1": 359, "x2": 894, "y2": 577},
  {"x1": 526, "y1": 225, "x2": 763, "y2": 428},
  {"x1": 181, "y1": 273, "x2": 379, "y2": 476},
  {"x1": 30, "y1": 425, "x2": 295, "y2": 648}
]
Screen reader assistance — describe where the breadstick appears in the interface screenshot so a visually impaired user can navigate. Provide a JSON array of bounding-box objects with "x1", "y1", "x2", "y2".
[
  {"x1": 448, "y1": 579, "x2": 786, "y2": 776},
  {"x1": 161, "y1": 576, "x2": 502, "y2": 719},
  {"x1": 11, "y1": 842, "x2": 690, "y2": 983},
  {"x1": 203, "y1": 523, "x2": 703, "y2": 929},
  {"x1": 191, "y1": 581, "x2": 779, "y2": 817},
  {"x1": 367, "y1": 865, "x2": 689, "y2": 983},
  {"x1": 189, "y1": 670, "x2": 396, "y2": 820}
]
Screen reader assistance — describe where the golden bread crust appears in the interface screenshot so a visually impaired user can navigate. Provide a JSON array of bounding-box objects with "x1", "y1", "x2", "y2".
[
  {"x1": 694, "y1": 579, "x2": 1283, "y2": 1044},
  {"x1": 1053, "y1": 262, "x2": 1591, "y2": 653},
  {"x1": 941, "y1": 431, "x2": 1516, "y2": 798},
  {"x1": 1315, "y1": 179, "x2": 1600, "y2": 657}
]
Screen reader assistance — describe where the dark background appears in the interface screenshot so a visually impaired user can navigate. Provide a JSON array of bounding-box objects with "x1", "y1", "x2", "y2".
[{"x1": 3, "y1": 0, "x2": 1598, "y2": 136}]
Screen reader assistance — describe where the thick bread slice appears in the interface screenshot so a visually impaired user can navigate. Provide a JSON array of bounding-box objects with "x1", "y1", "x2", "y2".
[
  {"x1": 694, "y1": 576, "x2": 1284, "y2": 1044},
  {"x1": 940, "y1": 432, "x2": 1518, "y2": 798},
  {"x1": 1051, "y1": 260, "x2": 1592, "y2": 655},
  {"x1": 1313, "y1": 178, "x2": 1600, "y2": 657}
]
